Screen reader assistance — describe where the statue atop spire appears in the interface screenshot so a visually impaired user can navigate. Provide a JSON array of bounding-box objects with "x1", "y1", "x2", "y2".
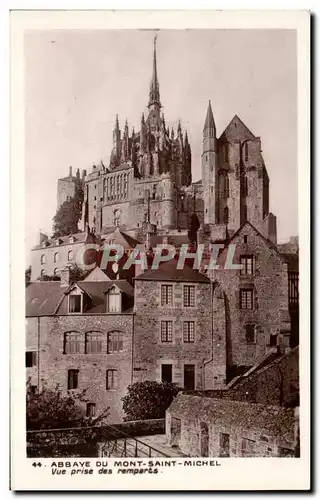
[{"x1": 148, "y1": 36, "x2": 161, "y2": 107}]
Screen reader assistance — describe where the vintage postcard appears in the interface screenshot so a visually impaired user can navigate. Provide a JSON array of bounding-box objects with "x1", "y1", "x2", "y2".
[{"x1": 10, "y1": 9, "x2": 310, "y2": 491}]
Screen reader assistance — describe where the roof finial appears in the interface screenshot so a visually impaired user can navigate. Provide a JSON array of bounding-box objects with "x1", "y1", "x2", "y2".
[{"x1": 149, "y1": 35, "x2": 160, "y2": 107}]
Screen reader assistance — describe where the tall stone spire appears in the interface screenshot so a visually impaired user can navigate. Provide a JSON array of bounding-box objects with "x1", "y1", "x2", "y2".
[
  {"x1": 203, "y1": 100, "x2": 216, "y2": 137},
  {"x1": 148, "y1": 36, "x2": 161, "y2": 107}
]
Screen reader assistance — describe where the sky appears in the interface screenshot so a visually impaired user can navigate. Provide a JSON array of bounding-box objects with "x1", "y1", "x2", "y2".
[{"x1": 25, "y1": 29, "x2": 297, "y2": 263}]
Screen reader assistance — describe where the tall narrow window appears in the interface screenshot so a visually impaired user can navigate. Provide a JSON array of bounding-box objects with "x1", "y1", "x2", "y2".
[
  {"x1": 219, "y1": 433, "x2": 230, "y2": 457},
  {"x1": 40, "y1": 254, "x2": 46, "y2": 265},
  {"x1": 240, "y1": 289, "x2": 254, "y2": 309},
  {"x1": 85, "y1": 332, "x2": 102, "y2": 354},
  {"x1": 183, "y1": 321, "x2": 195, "y2": 343},
  {"x1": 244, "y1": 142, "x2": 249, "y2": 161},
  {"x1": 68, "y1": 294, "x2": 82, "y2": 314},
  {"x1": 241, "y1": 438, "x2": 255, "y2": 457},
  {"x1": 183, "y1": 285, "x2": 195, "y2": 307},
  {"x1": 53, "y1": 268, "x2": 59, "y2": 276},
  {"x1": 161, "y1": 321, "x2": 173, "y2": 343},
  {"x1": 161, "y1": 285, "x2": 173, "y2": 306},
  {"x1": 224, "y1": 175, "x2": 229, "y2": 198},
  {"x1": 68, "y1": 369, "x2": 79, "y2": 390},
  {"x1": 224, "y1": 143, "x2": 229, "y2": 163},
  {"x1": 223, "y1": 207, "x2": 229, "y2": 224},
  {"x1": 161, "y1": 364, "x2": 173, "y2": 384},
  {"x1": 54, "y1": 252, "x2": 59, "y2": 263},
  {"x1": 240, "y1": 255, "x2": 254, "y2": 275},
  {"x1": 26, "y1": 351, "x2": 37, "y2": 367},
  {"x1": 106, "y1": 369, "x2": 117, "y2": 390},
  {"x1": 68, "y1": 250, "x2": 73, "y2": 261},
  {"x1": 107, "y1": 331, "x2": 123, "y2": 353},
  {"x1": 64, "y1": 332, "x2": 82, "y2": 354},
  {"x1": 244, "y1": 176, "x2": 248, "y2": 197},
  {"x1": 114, "y1": 209, "x2": 120, "y2": 227},
  {"x1": 184, "y1": 364, "x2": 195, "y2": 390},
  {"x1": 107, "y1": 286, "x2": 121, "y2": 312},
  {"x1": 86, "y1": 403, "x2": 96, "y2": 418},
  {"x1": 245, "y1": 324, "x2": 256, "y2": 344}
]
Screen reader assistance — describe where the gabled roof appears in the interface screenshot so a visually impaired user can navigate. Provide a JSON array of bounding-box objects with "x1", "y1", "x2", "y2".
[
  {"x1": 26, "y1": 281, "x2": 64, "y2": 316},
  {"x1": 225, "y1": 220, "x2": 286, "y2": 261},
  {"x1": 219, "y1": 114, "x2": 256, "y2": 142},
  {"x1": 103, "y1": 280, "x2": 134, "y2": 297},
  {"x1": 134, "y1": 258, "x2": 211, "y2": 283}
]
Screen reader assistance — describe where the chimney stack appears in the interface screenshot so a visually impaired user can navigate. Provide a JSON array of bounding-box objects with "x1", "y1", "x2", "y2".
[
  {"x1": 60, "y1": 267, "x2": 71, "y2": 287},
  {"x1": 69, "y1": 166, "x2": 73, "y2": 178}
]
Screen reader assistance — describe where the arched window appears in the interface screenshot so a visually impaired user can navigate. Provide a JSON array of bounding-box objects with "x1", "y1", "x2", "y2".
[
  {"x1": 64, "y1": 331, "x2": 82, "y2": 354},
  {"x1": 40, "y1": 269, "x2": 46, "y2": 277},
  {"x1": 113, "y1": 210, "x2": 120, "y2": 228},
  {"x1": 68, "y1": 250, "x2": 73, "y2": 261},
  {"x1": 223, "y1": 207, "x2": 229, "y2": 224},
  {"x1": 106, "y1": 286, "x2": 121, "y2": 312},
  {"x1": 224, "y1": 175, "x2": 229, "y2": 197},
  {"x1": 53, "y1": 268, "x2": 59, "y2": 276},
  {"x1": 54, "y1": 252, "x2": 59, "y2": 263},
  {"x1": 107, "y1": 331, "x2": 124, "y2": 353},
  {"x1": 244, "y1": 176, "x2": 248, "y2": 197},
  {"x1": 40, "y1": 254, "x2": 46, "y2": 265},
  {"x1": 244, "y1": 142, "x2": 249, "y2": 162},
  {"x1": 85, "y1": 331, "x2": 102, "y2": 354}
]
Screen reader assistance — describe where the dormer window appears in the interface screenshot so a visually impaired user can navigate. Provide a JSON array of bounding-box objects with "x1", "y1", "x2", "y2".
[
  {"x1": 106, "y1": 286, "x2": 121, "y2": 313},
  {"x1": 69, "y1": 236, "x2": 76, "y2": 244},
  {"x1": 68, "y1": 287, "x2": 83, "y2": 314}
]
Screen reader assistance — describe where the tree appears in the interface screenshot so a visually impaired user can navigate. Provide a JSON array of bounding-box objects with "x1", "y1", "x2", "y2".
[
  {"x1": 26, "y1": 383, "x2": 109, "y2": 430},
  {"x1": 37, "y1": 274, "x2": 60, "y2": 281},
  {"x1": 25, "y1": 266, "x2": 31, "y2": 286},
  {"x1": 122, "y1": 381, "x2": 179, "y2": 421},
  {"x1": 52, "y1": 198, "x2": 82, "y2": 238}
]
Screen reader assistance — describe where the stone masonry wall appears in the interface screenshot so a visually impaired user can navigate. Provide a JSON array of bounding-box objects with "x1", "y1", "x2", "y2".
[
  {"x1": 26, "y1": 314, "x2": 133, "y2": 423},
  {"x1": 133, "y1": 280, "x2": 216, "y2": 389}
]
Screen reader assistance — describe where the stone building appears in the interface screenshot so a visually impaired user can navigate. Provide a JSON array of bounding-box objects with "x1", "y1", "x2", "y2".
[
  {"x1": 133, "y1": 259, "x2": 226, "y2": 390},
  {"x1": 57, "y1": 166, "x2": 86, "y2": 209},
  {"x1": 166, "y1": 394, "x2": 299, "y2": 457},
  {"x1": 26, "y1": 267, "x2": 134, "y2": 423}
]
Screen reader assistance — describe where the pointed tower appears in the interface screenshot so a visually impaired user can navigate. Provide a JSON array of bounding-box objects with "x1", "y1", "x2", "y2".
[
  {"x1": 112, "y1": 114, "x2": 121, "y2": 167},
  {"x1": 147, "y1": 37, "x2": 162, "y2": 132},
  {"x1": 121, "y1": 119, "x2": 129, "y2": 161},
  {"x1": 202, "y1": 101, "x2": 218, "y2": 225}
]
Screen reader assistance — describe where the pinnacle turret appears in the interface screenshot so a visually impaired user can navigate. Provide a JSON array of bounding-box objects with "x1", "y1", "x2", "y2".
[
  {"x1": 203, "y1": 100, "x2": 216, "y2": 137},
  {"x1": 148, "y1": 36, "x2": 161, "y2": 107}
]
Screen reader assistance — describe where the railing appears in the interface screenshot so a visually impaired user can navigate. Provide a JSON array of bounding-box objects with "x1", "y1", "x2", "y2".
[
  {"x1": 97, "y1": 423, "x2": 169, "y2": 458},
  {"x1": 27, "y1": 422, "x2": 169, "y2": 458}
]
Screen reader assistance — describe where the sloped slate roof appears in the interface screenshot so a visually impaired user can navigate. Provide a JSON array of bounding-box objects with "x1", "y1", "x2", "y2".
[
  {"x1": 26, "y1": 281, "x2": 64, "y2": 316},
  {"x1": 134, "y1": 259, "x2": 210, "y2": 283},
  {"x1": 26, "y1": 279, "x2": 134, "y2": 316},
  {"x1": 168, "y1": 394, "x2": 295, "y2": 442}
]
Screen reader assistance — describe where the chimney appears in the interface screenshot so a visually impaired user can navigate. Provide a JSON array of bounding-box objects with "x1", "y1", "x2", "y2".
[
  {"x1": 82, "y1": 169, "x2": 87, "y2": 182},
  {"x1": 69, "y1": 166, "x2": 72, "y2": 178},
  {"x1": 76, "y1": 168, "x2": 80, "y2": 180},
  {"x1": 60, "y1": 267, "x2": 71, "y2": 287}
]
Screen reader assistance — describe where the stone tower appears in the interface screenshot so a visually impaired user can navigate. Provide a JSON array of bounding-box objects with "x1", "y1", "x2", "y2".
[{"x1": 202, "y1": 101, "x2": 219, "y2": 225}]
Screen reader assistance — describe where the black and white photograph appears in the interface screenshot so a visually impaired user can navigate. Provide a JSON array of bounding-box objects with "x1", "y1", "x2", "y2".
[{"x1": 10, "y1": 9, "x2": 310, "y2": 491}]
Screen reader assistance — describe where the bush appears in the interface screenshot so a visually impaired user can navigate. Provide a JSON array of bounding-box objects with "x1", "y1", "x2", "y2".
[{"x1": 122, "y1": 380, "x2": 179, "y2": 422}]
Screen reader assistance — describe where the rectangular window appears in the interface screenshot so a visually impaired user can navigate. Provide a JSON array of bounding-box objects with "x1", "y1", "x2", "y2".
[
  {"x1": 69, "y1": 294, "x2": 82, "y2": 313},
  {"x1": 240, "y1": 255, "x2": 254, "y2": 275},
  {"x1": 68, "y1": 369, "x2": 79, "y2": 390},
  {"x1": 245, "y1": 324, "x2": 256, "y2": 344},
  {"x1": 161, "y1": 321, "x2": 173, "y2": 343},
  {"x1": 183, "y1": 321, "x2": 195, "y2": 343},
  {"x1": 161, "y1": 285, "x2": 173, "y2": 306},
  {"x1": 161, "y1": 364, "x2": 173, "y2": 384},
  {"x1": 183, "y1": 285, "x2": 195, "y2": 307},
  {"x1": 107, "y1": 290, "x2": 121, "y2": 312},
  {"x1": 269, "y1": 334, "x2": 277, "y2": 347},
  {"x1": 26, "y1": 351, "x2": 37, "y2": 367},
  {"x1": 184, "y1": 364, "x2": 195, "y2": 390},
  {"x1": 64, "y1": 332, "x2": 82, "y2": 354},
  {"x1": 241, "y1": 438, "x2": 255, "y2": 457},
  {"x1": 86, "y1": 403, "x2": 96, "y2": 418},
  {"x1": 240, "y1": 289, "x2": 254, "y2": 309},
  {"x1": 219, "y1": 433, "x2": 230, "y2": 457},
  {"x1": 107, "y1": 332, "x2": 123, "y2": 353},
  {"x1": 106, "y1": 369, "x2": 117, "y2": 390}
]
